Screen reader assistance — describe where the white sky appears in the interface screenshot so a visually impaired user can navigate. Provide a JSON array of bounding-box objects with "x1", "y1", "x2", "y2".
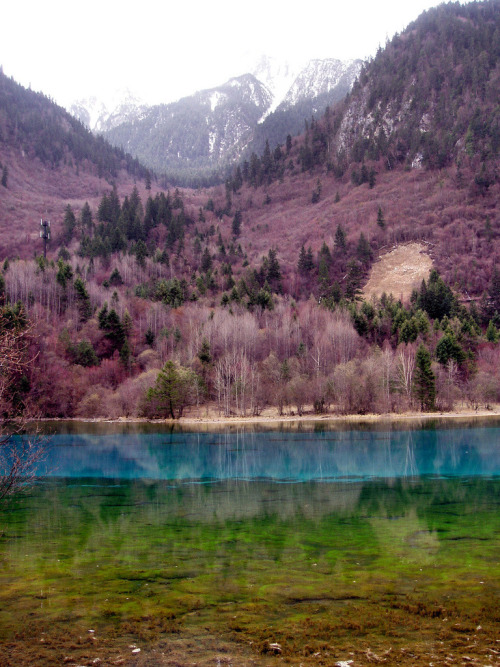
[{"x1": 1, "y1": 0, "x2": 448, "y2": 109}]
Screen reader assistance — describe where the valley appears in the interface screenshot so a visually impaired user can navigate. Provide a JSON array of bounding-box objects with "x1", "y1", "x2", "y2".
[{"x1": 0, "y1": 0, "x2": 498, "y2": 424}]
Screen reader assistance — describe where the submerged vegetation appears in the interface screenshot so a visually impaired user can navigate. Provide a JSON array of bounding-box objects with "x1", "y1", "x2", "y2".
[{"x1": 1, "y1": 468, "x2": 499, "y2": 665}]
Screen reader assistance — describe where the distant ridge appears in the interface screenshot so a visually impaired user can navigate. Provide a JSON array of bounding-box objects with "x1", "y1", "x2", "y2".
[{"x1": 70, "y1": 56, "x2": 362, "y2": 184}]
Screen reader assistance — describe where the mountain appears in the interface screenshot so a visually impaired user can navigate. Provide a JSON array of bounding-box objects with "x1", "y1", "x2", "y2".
[
  {"x1": 251, "y1": 58, "x2": 362, "y2": 156},
  {"x1": 0, "y1": 71, "x2": 149, "y2": 180},
  {"x1": 332, "y1": 2, "x2": 500, "y2": 171},
  {"x1": 69, "y1": 89, "x2": 147, "y2": 134},
  {"x1": 250, "y1": 54, "x2": 306, "y2": 114},
  {"x1": 278, "y1": 58, "x2": 362, "y2": 111},
  {"x1": 0, "y1": 70, "x2": 151, "y2": 258},
  {"x1": 101, "y1": 74, "x2": 272, "y2": 184},
  {"x1": 74, "y1": 57, "x2": 361, "y2": 184},
  {"x1": 0, "y1": 1, "x2": 499, "y2": 425},
  {"x1": 219, "y1": 0, "x2": 499, "y2": 297}
]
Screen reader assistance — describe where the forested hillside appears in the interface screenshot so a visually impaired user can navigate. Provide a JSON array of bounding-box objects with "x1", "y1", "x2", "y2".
[
  {"x1": 0, "y1": 1, "x2": 499, "y2": 422},
  {"x1": 0, "y1": 71, "x2": 149, "y2": 179}
]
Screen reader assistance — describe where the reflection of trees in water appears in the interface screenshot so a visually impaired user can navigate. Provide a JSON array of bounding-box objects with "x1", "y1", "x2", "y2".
[
  {"x1": 403, "y1": 430, "x2": 417, "y2": 478},
  {"x1": 4, "y1": 476, "x2": 498, "y2": 598},
  {"x1": 40, "y1": 423, "x2": 500, "y2": 486}
]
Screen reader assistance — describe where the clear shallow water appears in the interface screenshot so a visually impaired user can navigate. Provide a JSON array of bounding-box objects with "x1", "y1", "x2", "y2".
[
  {"x1": 1, "y1": 420, "x2": 500, "y2": 665},
  {"x1": 23, "y1": 420, "x2": 500, "y2": 481}
]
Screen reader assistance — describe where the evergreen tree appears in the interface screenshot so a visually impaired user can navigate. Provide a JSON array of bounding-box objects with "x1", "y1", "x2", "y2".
[
  {"x1": 377, "y1": 206, "x2": 385, "y2": 229},
  {"x1": 486, "y1": 320, "x2": 499, "y2": 343},
  {"x1": 80, "y1": 202, "x2": 93, "y2": 234},
  {"x1": 334, "y1": 224, "x2": 347, "y2": 253},
  {"x1": 103, "y1": 308, "x2": 125, "y2": 350},
  {"x1": 74, "y1": 277, "x2": 92, "y2": 322},
  {"x1": 109, "y1": 268, "x2": 123, "y2": 286},
  {"x1": 56, "y1": 258, "x2": 73, "y2": 289},
  {"x1": 198, "y1": 338, "x2": 212, "y2": 365},
  {"x1": 1, "y1": 165, "x2": 8, "y2": 188},
  {"x1": 73, "y1": 340, "x2": 99, "y2": 367},
  {"x1": 201, "y1": 247, "x2": 212, "y2": 273},
  {"x1": 414, "y1": 344, "x2": 436, "y2": 411},
  {"x1": 266, "y1": 248, "x2": 281, "y2": 284},
  {"x1": 62, "y1": 205, "x2": 76, "y2": 244},
  {"x1": 119, "y1": 339, "x2": 131, "y2": 368},
  {"x1": 232, "y1": 209, "x2": 242, "y2": 237},
  {"x1": 122, "y1": 309, "x2": 133, "y2": 338},
  {"x1": 436, "y1": 333, "x2": 465, "y2": 365},
  {"x1": 145, "y1": 360, "x2": 198, "y2": 419},
  {"x1": 135, "y1": 240, "x2": 148, "y2": 269},
  {"x1": 417, "y1": 270, "x2": 456, "y2": 320},
  {"x1": 298, "y1": 246, "x2": 315, "y2": 275},
  {"x1": 262, "y1": 140, "x2": 273, "y2": 182},
  {"x1": 356, "y1": 233, "x2": 372, "y2": 266}
]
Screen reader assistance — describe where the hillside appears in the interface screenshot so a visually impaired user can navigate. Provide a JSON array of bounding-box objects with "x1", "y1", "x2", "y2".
[
  {"x1": 0, "y1": 71, "x2": 153, "y2": 258},
  {"x1": 336, "y1": 1, "x2": 500, "y2": 170},
  {"x1": 97, "y1": 58, "x2": 361, "y2": 184},
  {"x1": 0, "y1": 1, "x2": 499, "y2": 422}
]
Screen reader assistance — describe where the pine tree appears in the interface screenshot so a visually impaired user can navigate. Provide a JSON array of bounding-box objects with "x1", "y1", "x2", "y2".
[
  {"x1": 135, "y1": 240, "x2": 148, "y2": 269},
  {"x1": 266, "y1": 249, "x2": 281, "y2": 283},
  {"x1": 198, "y1": 338, "x2": 212, "y2": 365},
  {"x1": 377, "y1": 206, "x2": 385, "y2": 229},
  {"x1": 356, "y1": 233, "x2": 372, "y2": 266},
  {"x1": 334, "y1": 224, "x2": 347, "y2": 252},
  {"x1": 298, "y1": 246, "x2": 312, "y2": 275},
  {"x1": 119, "y1": 339, "x2": 131, "y2": 368},
  {"x1": 486, "y1": 320, "x2": 499, "y2": 343},
  {"x1": 232, "y1": 210, "x2": 242, "y2": 237},
  {"x1": 145, "y1": 360, "x2": 198, "y2": 419},
  {"x1": 80, "y1": 202, "x2": 93, "y2": 234},
  {"x1": 63, "y1": 205, "x2": 76, "y2": 244},
  {"x1": 201, "y1": 247, "x2": 212, "y2": 273},
  {"x1": 74, "y1": 277, "x2": 92, "y2": 322},
  {"x1": 414, "y1": 344, "x2": 436, "y2": 411}
]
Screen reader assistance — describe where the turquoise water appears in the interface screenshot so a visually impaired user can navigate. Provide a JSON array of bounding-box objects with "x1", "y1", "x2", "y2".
[
  {"x1": 1, "y1": 420, "x2": 500, "y2": 665},
  {"x1": 24, "y1": 420, "x2": 500, "y2": 481}
]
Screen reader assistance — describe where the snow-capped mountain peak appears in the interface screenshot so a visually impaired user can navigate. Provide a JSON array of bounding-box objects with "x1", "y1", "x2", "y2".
[{"x1": 70, "y1": 88, "x2": 147, "y2": 133}]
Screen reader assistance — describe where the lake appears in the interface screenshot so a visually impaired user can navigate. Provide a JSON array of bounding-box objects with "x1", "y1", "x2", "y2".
[{"x1": 1, "y1": 419, "x2": 499, "y2": 665}]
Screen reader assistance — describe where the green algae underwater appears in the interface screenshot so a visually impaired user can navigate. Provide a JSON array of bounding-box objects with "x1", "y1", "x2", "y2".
[{"x1": 0, "y1": 421, "x2": 499, "y2": 666}]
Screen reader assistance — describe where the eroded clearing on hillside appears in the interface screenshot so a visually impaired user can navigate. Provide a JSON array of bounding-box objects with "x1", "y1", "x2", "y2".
[{"x1": 363, "y1": 242, "x2": 433, "y2": 303}]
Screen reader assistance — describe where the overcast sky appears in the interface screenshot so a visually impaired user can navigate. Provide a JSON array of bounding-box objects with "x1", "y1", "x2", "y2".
[{"x1": 1, "y1": 0, "x2": 449, "y2": 109}]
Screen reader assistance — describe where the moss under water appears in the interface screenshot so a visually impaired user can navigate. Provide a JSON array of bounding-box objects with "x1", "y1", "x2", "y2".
[{"x1": 0, "y1": 477, "x2": 499, "y2": 665}]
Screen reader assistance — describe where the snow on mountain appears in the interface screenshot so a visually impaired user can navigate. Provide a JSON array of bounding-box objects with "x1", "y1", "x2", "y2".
[
  {"x1": 67, "y1": 56, "x2": 362, "y2": 175},
  {"x1": 69, "y1": 88, "x2": 147, "y2": 133},
  {"x1": 251, "y1": 55, "x2": 307, "y2": 114},
  {"x1": 280, "y1": 58, "x2": 363, "y2": 109}
]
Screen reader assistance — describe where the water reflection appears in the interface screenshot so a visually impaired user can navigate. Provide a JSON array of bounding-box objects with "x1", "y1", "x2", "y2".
[
  {"x1": 17, "y1": 423, "x2": 500, "y2": 481},
  {"x1": 2, "y1": 423, "x2": 499, "y2": 660}
]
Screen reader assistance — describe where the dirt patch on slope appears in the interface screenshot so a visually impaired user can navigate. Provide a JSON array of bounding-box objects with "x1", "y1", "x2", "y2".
[{"x1": 363, "y1": 242, "x2": 433, "y2": 303}]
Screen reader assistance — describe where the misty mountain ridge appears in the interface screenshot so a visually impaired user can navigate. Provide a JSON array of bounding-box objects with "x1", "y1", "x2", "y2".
[
  {"x1": 69, "y1": 88, "x2": 148, "y2": 134},
  {"x1": 70, "y1": 56, "x2": 360, "y2": 131},
  {"x1": 69, "y1": 56, "x2": 362, "y2": 182}
]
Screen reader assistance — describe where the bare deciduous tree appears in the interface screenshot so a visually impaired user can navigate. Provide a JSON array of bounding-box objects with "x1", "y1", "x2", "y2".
[{"x1": 0, "y1": 319, "x2": 46, "y2": 501}]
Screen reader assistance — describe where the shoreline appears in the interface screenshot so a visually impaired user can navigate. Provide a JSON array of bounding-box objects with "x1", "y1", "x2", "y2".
[{"x1": 34, "y1": 405, "x2": 500, "y2": 427}]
